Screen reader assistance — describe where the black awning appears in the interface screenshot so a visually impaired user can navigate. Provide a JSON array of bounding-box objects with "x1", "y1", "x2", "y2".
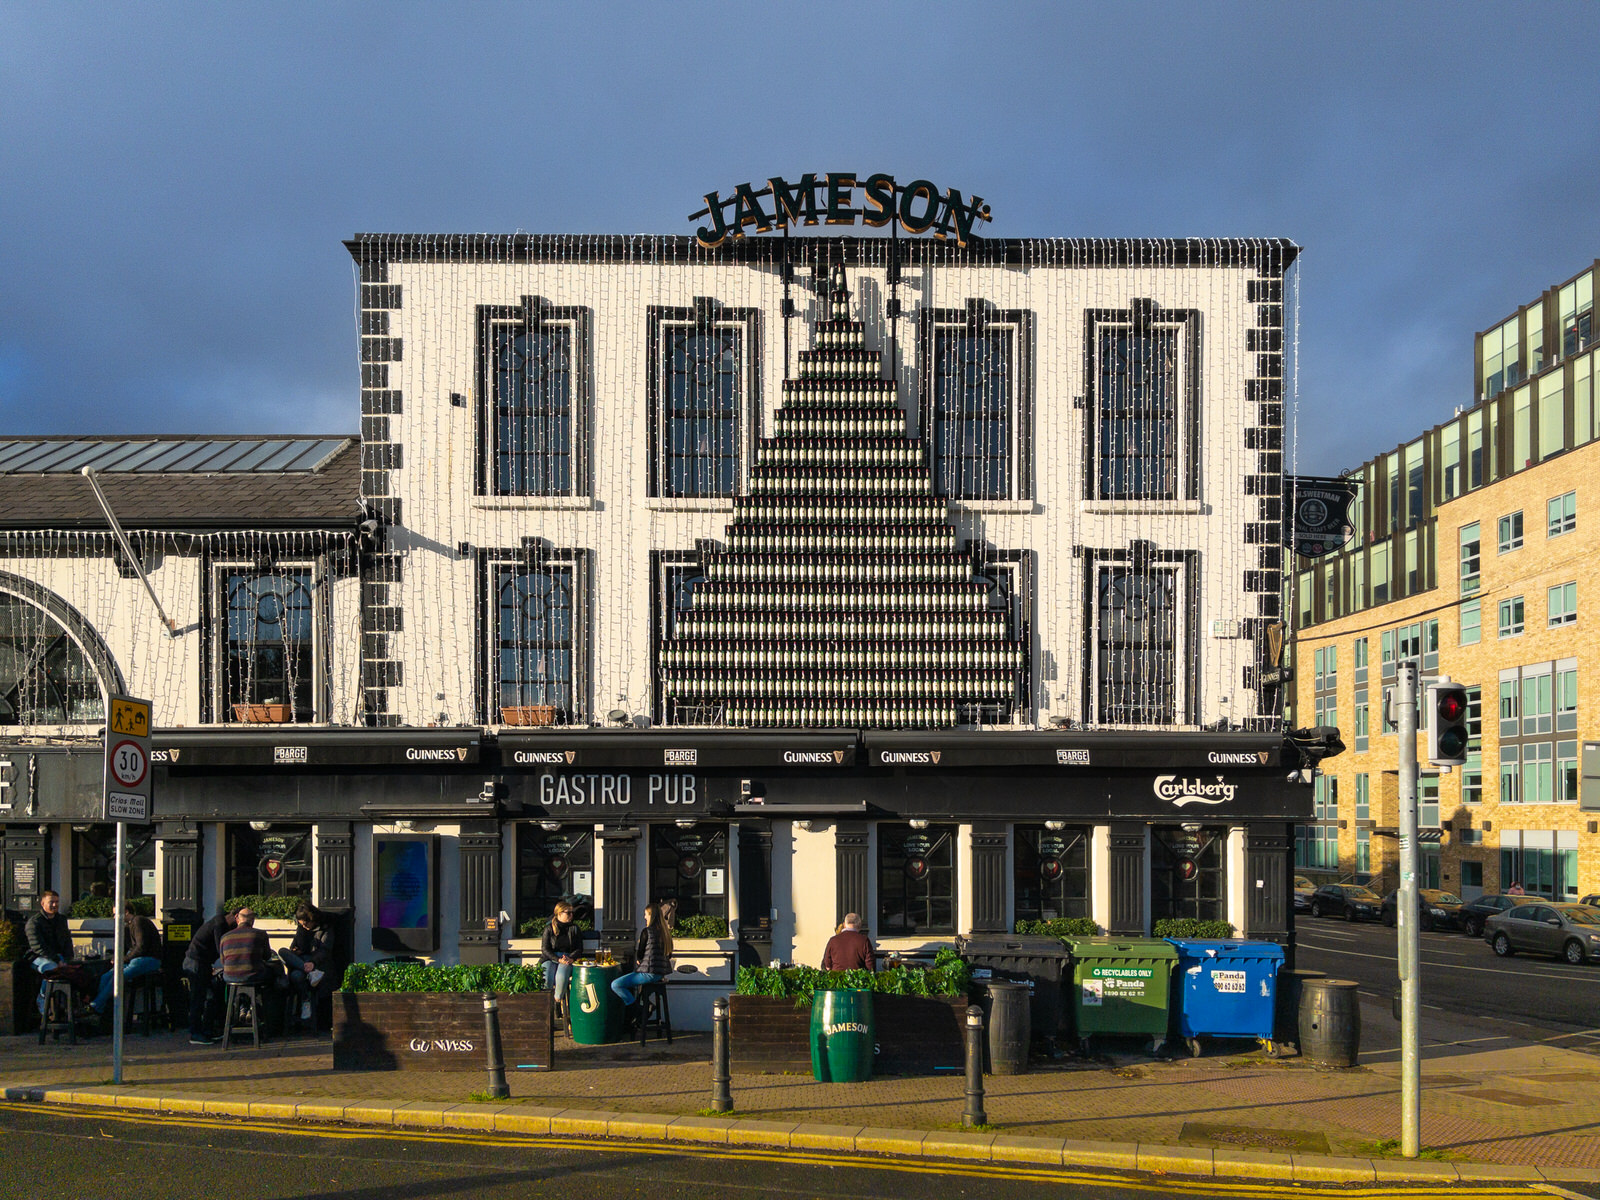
[
  {"x1": 862, "y1": 730, "x2": 1283, "y2": 770},
  {"x1": 497, "y1": 730, "x2": 858, "y2": 771},
  {"x1": 151, "y1": 728, "x2": 481, "y2": 769}
]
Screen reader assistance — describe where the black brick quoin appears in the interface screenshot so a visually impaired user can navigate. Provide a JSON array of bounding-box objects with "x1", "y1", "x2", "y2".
[
  {"x1": 361, "y1": 390, "x2": 403, "y2": 415},
  {"x1": 360, "y1": 284, "x2": 402, "y2": 309},
  {"x1": 362, "y1": 660, "x2": 403, "y2": 688}
]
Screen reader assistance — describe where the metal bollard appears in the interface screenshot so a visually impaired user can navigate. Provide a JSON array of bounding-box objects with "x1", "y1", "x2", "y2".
[
  {"x1": 482, "y1": 992, "x2": 510, "y2": 1100},
  {"x1": 711, "y1": 995, "x2": 733, "y2": 1112},
  {"x1": 962, "y1": 1004, "x2": 987, "y2": 1127}
]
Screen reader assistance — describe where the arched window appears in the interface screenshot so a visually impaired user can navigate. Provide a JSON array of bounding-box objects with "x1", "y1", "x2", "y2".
[{"x1": 0, "y1": 592, "x2": 105, "y2": 725}]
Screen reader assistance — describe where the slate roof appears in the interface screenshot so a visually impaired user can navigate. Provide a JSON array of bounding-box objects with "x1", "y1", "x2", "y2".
[{"x1": 0, "y1": 436, "x2": 362, "y2": 531}]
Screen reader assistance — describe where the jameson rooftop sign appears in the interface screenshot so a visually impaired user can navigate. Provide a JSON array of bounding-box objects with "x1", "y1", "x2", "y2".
[{"x1": 692, "y1": 173, "x2": 992, "y2": 250}]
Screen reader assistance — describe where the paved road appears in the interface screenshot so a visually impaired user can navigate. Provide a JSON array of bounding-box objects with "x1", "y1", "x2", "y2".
[
  {"x1": 4, "y1": 1101, "x2": 1525, "y2": 1200},
  {"x1": 1295, "y1": 915, "x2": 1600, "y2": 1047}
]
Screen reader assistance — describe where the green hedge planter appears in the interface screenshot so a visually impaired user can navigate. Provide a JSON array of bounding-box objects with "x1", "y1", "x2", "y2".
[{"x1": 334, "y1": 963, "x2": 552, "y2": 1071}]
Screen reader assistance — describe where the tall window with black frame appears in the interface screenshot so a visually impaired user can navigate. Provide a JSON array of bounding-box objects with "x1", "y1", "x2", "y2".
[
  {"x1": 222, "y1": 568, "x2": 315, "y2": 722},
  {"x1": 495, "y1": 562, "x2": 575, "y2": 719}
]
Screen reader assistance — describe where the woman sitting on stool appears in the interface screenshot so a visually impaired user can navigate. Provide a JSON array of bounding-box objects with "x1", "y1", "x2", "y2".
[
  {"x1": 539, "y1": 901, "x2": 583, "y2": 1016},
  {"x1": 610, "y1": 902, "x2": 673, "y2": 1019}
]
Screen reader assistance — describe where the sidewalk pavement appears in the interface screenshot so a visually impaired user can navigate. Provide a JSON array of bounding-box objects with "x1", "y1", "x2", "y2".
[{"x1": 1, "y1": 997, "x2": 1596, "y2": 1188}]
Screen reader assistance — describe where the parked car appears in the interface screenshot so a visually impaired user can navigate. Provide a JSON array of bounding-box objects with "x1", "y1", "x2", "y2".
[
  {"x1": 1457, "y1": 893, "x2": 1539, "y2": 938},
  {"x1": 1293, "y1": 875, "x2": 1316, "y2": 912},
  {"x1": 1485, "y1": 903, "x2": 1600, "y2": 964},
  {"x1": 1581, "y1": 894, "x2": 1600, "y2": 908},
  {"x1": 1309, "y1": 884, "x2": 1383, "y2": 922},
  {"x1": 1380, "y1": 889, "x2": 1464, "y2": 931}
]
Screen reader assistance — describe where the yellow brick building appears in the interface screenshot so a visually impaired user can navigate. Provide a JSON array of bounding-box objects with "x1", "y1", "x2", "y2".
[{"x1": 1291, "y1": 259, "x2": 1599, "y2": 901}]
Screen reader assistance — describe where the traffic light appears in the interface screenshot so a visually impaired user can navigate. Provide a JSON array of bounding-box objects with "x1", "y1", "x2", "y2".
[{"x1": 1427, "y1": 682, "x2": 1470, "y2": 767}]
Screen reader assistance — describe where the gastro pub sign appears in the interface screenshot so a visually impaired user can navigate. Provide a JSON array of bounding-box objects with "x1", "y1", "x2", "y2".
[{"x1": 693, "y1": 173, "x2": 992, "y2": 249}]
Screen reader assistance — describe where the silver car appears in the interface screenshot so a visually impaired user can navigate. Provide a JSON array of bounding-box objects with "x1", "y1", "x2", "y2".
[{"x1": 1484, "y1": 902, "x2": 1600, "y2": 965}]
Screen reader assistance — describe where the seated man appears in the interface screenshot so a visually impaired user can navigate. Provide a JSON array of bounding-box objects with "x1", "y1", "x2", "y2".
[
  {"x1": 25, "y1": 890, "x2": 76, "y2": 1013},
  {"x1": 91, "y1": 902, "x2": 164, "y2": 1018},
  {"x1": 218, "y1": 908, "x2": 276, "y2": 987},
  {"x1": 821, "y1": 912, "x2": 877, "y2": 971}
]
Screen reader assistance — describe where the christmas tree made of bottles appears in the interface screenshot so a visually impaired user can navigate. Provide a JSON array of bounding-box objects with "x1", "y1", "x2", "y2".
[{"x1": 658, "y1": 263, "x2": 1025, "y2": 728}]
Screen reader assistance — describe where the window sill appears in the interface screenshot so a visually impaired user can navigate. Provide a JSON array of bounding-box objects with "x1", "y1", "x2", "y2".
[
  {"x1": 473, "y1": 496, "x2": 596, "y2": 512},
  {"x1": 1080, "y1": 500, "x2": 1208, "y2": 516},
  {"x1": 948, "y1": 499, "x2": 1037, "y2": 514},
  {"x1": 645, "y1": 498, "x2": 735, "y2": 512}
]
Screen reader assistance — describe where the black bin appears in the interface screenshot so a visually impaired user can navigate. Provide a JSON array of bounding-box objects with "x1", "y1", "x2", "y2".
[
  {"x1": 1299, "y1": 977, "x2": 1360, "y2": 1067},
  {"x1": 960, "y1": 934, "x2": 1070, "y2": 1044},
  {"x1": 981, "y1": 980, "x2": 1031, "y2": 1075}
]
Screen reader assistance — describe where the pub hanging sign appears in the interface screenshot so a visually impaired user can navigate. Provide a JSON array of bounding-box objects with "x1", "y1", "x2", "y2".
[
  {"x1": 1287, "y1": 475, "x2": 1360, "y2": 559},
  {"x1": 691, "y1": 173, "x2": 992, "y2": 249}
]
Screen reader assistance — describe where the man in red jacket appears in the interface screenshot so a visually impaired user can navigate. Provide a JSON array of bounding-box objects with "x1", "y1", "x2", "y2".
[{"x1": 821, "y1": 913, "x2": 876, "y2": 971}]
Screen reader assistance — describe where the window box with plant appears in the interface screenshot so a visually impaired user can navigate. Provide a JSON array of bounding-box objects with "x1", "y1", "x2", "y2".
[
  {"x1": 728, "y1": 947, "x2": 971, "y2": 1074},
  {"x1": 334, "y1": 961, "x2": 553, "y2": 1071}
]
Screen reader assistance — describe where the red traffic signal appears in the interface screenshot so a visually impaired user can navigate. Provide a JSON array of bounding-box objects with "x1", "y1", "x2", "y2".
[{"x1": 1427, "y1": 682, "x2": 1470, "y2": 767}]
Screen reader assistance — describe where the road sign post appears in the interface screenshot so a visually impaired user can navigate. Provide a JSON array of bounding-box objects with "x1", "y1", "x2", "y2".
[{"x1": 102, "y1": 695, "x2": 153, "y2": 1085}]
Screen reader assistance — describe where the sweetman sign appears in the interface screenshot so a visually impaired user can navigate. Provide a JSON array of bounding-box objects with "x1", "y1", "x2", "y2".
[{"x1": 692, "y1": 173, "x2": 992, "y2": 249}]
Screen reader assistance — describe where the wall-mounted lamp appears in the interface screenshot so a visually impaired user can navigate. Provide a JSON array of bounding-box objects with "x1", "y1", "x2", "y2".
[
  {"x1": 908, "y1": 818, "x2": 929, "y2": 830},
  {"x1": 794, "y1": 819, "x2": 812, "y2": 832},
  {"x1": 1044, "y1": 820, "x2": 1066, "y2": 832},
  {"x1": 675, "y1": 818, "x2": 697, "y2": 829},
  {"x1": 607, "y1": 709, "x2": 630, "y2": 725},
  {"x1": 394, "y1": 819, "x2": 414, "y2": 832},
  {"x1": 249, "y1": 820, "x2": 271, "y2": 832},
  {"x1": 71, "y1": 824, "x2": 92, "y2": 833},
  {"x1": 36, "y1": 824, "x2": 49, "y2": 836},
  {"x1": 539, "y1": 821, "x2": 562, "y2": 833}
]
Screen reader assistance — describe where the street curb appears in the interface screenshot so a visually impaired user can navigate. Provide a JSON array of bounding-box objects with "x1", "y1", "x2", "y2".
[{"x1": 0, "y1": 1083, "x2": 1586, "y2": 1185}]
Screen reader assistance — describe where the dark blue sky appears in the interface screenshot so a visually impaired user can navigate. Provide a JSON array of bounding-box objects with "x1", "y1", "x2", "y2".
[{"x1": 3, "y1": 2, "x2": 1596, "y2": 475}]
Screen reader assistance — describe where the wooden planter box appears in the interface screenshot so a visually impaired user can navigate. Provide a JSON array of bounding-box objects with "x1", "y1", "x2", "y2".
[
  {"x1": 0, "y1": 962, "x2": 39, "y2": 1036},
  {"x1": 334, "y1": 991, "x2": 554, "y2": 1071},
  {"x1": 500, "y1": 705, "x2": 558, "y2": 727},
  {"x1": 233, "y1": 702, "x2": 291, "y2": 723},
  {"x1": 730, "y1": 993, "x2": 966, "y2": 1075}
]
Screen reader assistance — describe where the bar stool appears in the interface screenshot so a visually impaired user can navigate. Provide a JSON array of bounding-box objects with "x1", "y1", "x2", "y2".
[
  {"x1": 38, "y1": 979, "x2": 77, "y2": 1045},
  {"x1": 636, "y1": 979, "x2": 672, "y2": 1046},
  {"x1": 221, "y1": 982, "x2": 262, "y2": 1049},
  {"x1": 126, "y1": 973, "x2": 169, "y2": 1036}
]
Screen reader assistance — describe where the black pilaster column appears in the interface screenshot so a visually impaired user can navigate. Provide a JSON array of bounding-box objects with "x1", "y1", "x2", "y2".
[
  {"x1": 969, "y1": 822, "x2": 1008, "y2": 934},
  {"x1": 600, "y1": 825, "x2": 640, "y2": 960},
  {"x1": 3, "y1": 827, "x2": 49, "y2": 916},
  {"x1": 835, "y1": 822, "x2": 869, "y2": 927},
  {"x1": 458, "y1": 820, "x2": 502, "y2": 965},
  {"x1": 1108, "y1": 823, "x2": 1146, "y2": 936},
  {"x1": 314, "y1": 822, "x2": 354, "y2": 912},
  {"x1": 736, "y1": 821, "x2": 772, "y2": 966},
  {"x1": 155, "y1": 823, "x2": 200, "y2": 917},
  {"x1": 1244, "y1": 823, "x2": 1292, "y2": 946}
]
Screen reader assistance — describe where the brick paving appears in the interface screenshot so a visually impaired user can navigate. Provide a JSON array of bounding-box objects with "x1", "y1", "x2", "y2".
[{"x1": 2, "y1": 999, "x2": 1597, "y2": 1173}]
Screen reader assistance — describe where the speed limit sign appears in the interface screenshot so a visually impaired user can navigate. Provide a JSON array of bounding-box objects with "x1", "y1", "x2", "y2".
[{"x1": 103, "y1": 695, "x2": 153, "y2": 823}]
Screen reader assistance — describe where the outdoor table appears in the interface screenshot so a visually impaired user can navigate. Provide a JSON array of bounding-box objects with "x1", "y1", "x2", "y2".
[{"x1": 567, "y1": 961, "x2": 625, "y2": 1044}]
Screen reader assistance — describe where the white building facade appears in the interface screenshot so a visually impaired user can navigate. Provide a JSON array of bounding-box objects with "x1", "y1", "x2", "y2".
[{"x1": 1, "y1": 225, "x2": 1309, "y2": 1023}]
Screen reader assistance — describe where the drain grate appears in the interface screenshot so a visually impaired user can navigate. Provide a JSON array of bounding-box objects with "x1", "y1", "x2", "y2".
[
  {"x1": 1452, "y1": 1087, "x2": 1567, "y2": 1108},
  {"x1": 1179, "y1": 1122, "x2": 1330, "y2": 1154}
]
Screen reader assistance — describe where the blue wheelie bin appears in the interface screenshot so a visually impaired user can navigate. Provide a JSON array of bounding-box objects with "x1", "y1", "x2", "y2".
[{"x1": 1165, "y1": 939, "x2": 1284, "y2": 1058}]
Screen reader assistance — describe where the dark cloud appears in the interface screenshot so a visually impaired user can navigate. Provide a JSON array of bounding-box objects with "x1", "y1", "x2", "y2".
[{"x1": 2, "y1": 2, "x2": 1596, "y2": 471}]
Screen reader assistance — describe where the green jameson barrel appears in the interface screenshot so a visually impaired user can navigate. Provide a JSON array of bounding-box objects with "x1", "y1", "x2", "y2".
[
  {"x1": 568, "y1": 963, "x2": 624, "y2": 1045},
  {"x1": 810, "y1": 989, "x2": 874, "y2": 1082}
]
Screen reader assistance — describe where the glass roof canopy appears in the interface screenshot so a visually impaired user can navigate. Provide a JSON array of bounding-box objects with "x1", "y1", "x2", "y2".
[{"x1": 0, "y1": 438, "x2": 350, "y2": 474}]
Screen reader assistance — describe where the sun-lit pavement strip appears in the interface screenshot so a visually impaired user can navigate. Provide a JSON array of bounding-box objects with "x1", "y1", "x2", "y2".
[{"x1": 2, "y1": 1018, "x2": 1596, "y2": 1184}]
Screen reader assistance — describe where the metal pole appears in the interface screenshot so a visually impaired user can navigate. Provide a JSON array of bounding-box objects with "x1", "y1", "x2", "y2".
[
  {"x1": 80, "y1": 468, "x2": 178, "y2": 636},
  {"x1": 962, "y1": 1005, "x2": 987, "y2": 1127},
  {"x1": 112, "y1": 820, "x2": 126, "y2": 1084},
  {"x1": 711, "y1": 995, "x2": 733, "y2": 1112},
  {"x1": 481, "y1": 993, "x2": 509, "y2": 1100},
  {"x1": 1396, "y1": 660, "x2": 1421, "y2": 1158}
]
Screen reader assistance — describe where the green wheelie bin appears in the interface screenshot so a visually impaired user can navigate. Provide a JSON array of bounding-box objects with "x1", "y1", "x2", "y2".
[{"x1": 1065, "y1": 937, "x2": 1177, "y2": 1054}]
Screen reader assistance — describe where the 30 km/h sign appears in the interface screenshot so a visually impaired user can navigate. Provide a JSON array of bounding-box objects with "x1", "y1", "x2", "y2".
[{"x1": 103, "y1": 694, "x2": 153, "y2": 823}]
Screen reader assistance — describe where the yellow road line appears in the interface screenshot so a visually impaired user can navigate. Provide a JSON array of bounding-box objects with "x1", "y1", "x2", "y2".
[{"x1": 0, "y1": 1101, "x2": 1543, "y2": 1199}]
